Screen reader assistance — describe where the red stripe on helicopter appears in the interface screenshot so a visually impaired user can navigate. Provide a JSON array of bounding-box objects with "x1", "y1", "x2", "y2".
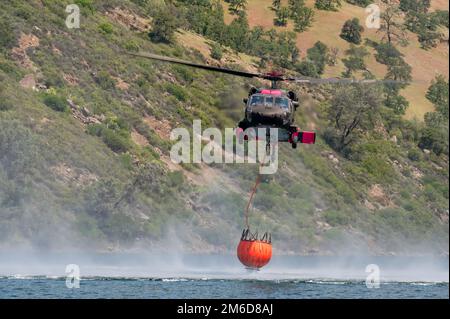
[{"x1": 260, "y1": 89, "x2": 282, "y2": 95}]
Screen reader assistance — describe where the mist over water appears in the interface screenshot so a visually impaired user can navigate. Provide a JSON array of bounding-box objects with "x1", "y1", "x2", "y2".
[
  {"x1": 0, "y1": 250, "x2": 448, "y2": 283},
  {"x1": 0, "y1": 250, "x2": 448, "y2": 298}
]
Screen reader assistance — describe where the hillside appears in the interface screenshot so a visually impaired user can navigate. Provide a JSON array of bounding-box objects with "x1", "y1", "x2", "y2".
[
  {"x1": 0, "y1": 0, "x2": 448, "y2": 256},
  {"x1": 222, "y1": 0, "x2": 449, "y2": 120}
]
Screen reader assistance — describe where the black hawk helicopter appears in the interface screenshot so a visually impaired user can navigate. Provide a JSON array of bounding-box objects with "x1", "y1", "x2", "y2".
[{"x1": 128, "y1": 51, "x2": 391, "y2": 150}]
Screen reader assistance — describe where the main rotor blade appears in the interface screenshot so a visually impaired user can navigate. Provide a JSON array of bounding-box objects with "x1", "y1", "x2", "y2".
[
  {"x1": 285, "y1": 76, "x2": 404, "y2": 85},
  {"x1": 127, "y1": 51, "x2": 264, "y2": 79}
]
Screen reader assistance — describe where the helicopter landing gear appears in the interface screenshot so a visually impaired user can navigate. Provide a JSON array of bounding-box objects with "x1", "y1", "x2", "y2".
[{"x1": 289, "y1": 127, "x2": 299, "y2": 150}]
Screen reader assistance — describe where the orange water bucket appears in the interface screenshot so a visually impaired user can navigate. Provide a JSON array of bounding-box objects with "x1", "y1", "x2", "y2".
[{"x1": 236, "y1": 229, "x2": 272, "y2": 269}]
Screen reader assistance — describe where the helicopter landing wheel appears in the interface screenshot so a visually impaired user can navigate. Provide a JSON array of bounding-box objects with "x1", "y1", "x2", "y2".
[{"x1": 291, "y1": 142, "x2": 297, "y2": 149}]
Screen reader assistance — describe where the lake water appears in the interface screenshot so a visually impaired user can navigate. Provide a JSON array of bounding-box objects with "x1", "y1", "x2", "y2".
[{"x1": 0, "y1": 253, "x2": 447, "y2": 299}]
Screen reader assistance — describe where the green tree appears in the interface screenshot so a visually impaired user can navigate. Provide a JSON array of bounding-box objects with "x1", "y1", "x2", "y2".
[
  {"x1": 149, "y1": 6, "x2": 178, "y2": 43},
  {"x1": 426, "y1": 75, "x2": 449, "y2": 119},
  {"x1": 433, "y1": 10, "x2": 449, "y2": 28},
  {"x1": 374, "y1": 42, "x2": 403, "y2": 65},
  {"x1": 315, "y1": 0, "x2": 342, "y2": 11},
  {"x1": 382, "y1": 58, "x2": 412, "y2": 111},
  {"x1": 417, "y1": 26, "x2": 442, "y2": 49},
  {"x1": 227, "y1": 0, "x2": 247, "y2": 15},
  {"x1": 385, "y1": 58, "x2": 412, "y2": 84},
  {"x1": 345, "y1": 0, "x2": 373, "y2": 7},
  {"x1": 399, "y1": 0, "x2": 430, "y2": 14},
  {"x1": 295, "y1": 60, "x2": 319, "y2": 77},
  {"x1": 325, "y1": 84, "x2": 383, "y2": 151},
  {"x1": 340, "y1": 18, "x2": 364, "y2": 44},
  {"x1": 274, "y1": 7, "x2": 290, "y2": 26},
  {"x1": 272, "y1": 0, "x2": 281, "y2": 11},
  {"x1": 379, "y1": 1, "x2": 409, "y2": 46},
  {"x1": 288, "y1": 0, "x2": 314, "y2": 32},
  {"x1": 225, "y1": 12, "x2": 250, "y2": 52},
  {"x1": 384, "y1": 91, "x2": 409, "y2": 115},
  {"x1": 342, "y1": 45, "x2": 369, "y2": 76},
  {"x1": 306, "y1": 41, "x2": 329, "y2": 75},
  {"x1": 418, "y1": 76, "x2": 449, "y2": 155},
  {"x1": 419, "y1": 112, "x2": 448, "y2": 155},
  {"x1": 400, "y1": 0, "x2": 441, "y2": 49}
]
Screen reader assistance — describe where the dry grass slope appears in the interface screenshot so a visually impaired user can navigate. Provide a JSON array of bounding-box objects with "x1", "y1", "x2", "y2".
[{"x1": 221, "y1": 0, "x2": 449, "y2": 120}]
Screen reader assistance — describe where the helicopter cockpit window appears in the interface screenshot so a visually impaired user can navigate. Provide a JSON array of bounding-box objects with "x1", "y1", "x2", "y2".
[
  {"x1": 250, "y1": 95, "x2": 264, "y2": 106},
  {"x1": 275, "y1": 97, "x2": 289, "y2": 110},
  {"x1": 264, "y1": 97, "x2": 274, "y2": 107}
]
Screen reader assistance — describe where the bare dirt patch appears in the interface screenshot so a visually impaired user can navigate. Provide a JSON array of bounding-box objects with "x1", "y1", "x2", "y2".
[
  {"x1": 63, "y1": 73, "x2": 79, "y2": 86},
  {"x1": 51, "y1": 163, "x2": 98, "y2": 187},
  {"x1": 368, "y1": 184, "x2": 393, "y2": 208},
  {"x1": 11, "y1": 33, "x2": 40, "y2": 71},
  {"x1": 113, "y1": 76, "x2": 130, "y2": 90},
  {"x1": 143, "y1": 115, "x2": 172, "y2": 140},
  {"x1": 106, "y1": 7, "x2": 151, "y2": 32},
  {"x1": 131, "y1": 129, "x2": 149, "y2": 146},
  {"x1": 19, "y1": 74, "x2": 36, "y2": 90},
  {"x1": 176, "y1": 30, "x2": 260, "y2": 74}
]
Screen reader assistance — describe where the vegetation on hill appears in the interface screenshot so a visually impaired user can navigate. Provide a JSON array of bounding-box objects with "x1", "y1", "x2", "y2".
[{"x1": 0, "y1": 0, "x2": 448, "y2": 255}]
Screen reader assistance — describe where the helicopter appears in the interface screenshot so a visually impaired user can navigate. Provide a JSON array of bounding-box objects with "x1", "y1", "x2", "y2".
[{"x1": 127, "y1": 51, "x2": 392, "y2": 150}]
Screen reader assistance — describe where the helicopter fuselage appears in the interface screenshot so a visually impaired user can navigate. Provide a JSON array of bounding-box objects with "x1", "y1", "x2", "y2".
[{"x1": 241, "y1": 89, "x2": 298, "y2": 129}]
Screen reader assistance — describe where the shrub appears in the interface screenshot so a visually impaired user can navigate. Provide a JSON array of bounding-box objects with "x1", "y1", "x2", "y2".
[
  {"x1": 0, "y1": 86, "x2": 13, "y2": 111},
  {"x1": 419, "y1": 126, "x2": 448, "y2": 155},
  {"x1": 255, "y1": 191, "x2": 278, "y2": 210},
  {"x1": 345, "y1": 0, "x2": 372, "y2": 7},
  {"x1": 407, "y1": 148, "x2": 422, "y2": 161},
  {"x1": 210, "y1": 43, "x2": 223, "y2": 60},
  {"x1": 295, "y1": 60, "x2": 319, "y2": 77},
  {"x1": 96, "y1": 71, "x2": 115, "y2": 90},
  {"x1": 361, "y1": 156, "x2": 396, "y2": 183},
  {"x1": 101, "y1": 128, "x2": 131, "y2": 153},
  {"x1": 86, "y1": 123, "x2": 104, "y2": 136},
  {"x1": 99, "y1": 22, "x2": 114, "y2": 34},
  {"x1": 87, "y1": 123, "x2": 132, "y2": 153},
  {"x1": 75, "y1": 0, "x2": 95, "y2": 12},
  {"x1": 166, "y1": 171, "x2": 184, "y2": 187},
  {"x1": 0, "y1": 59, "x2": 23, "y2": 80},
  {"x1": 0, "y1": 17, "x2": 16, "y2": 52},
  {"x1": 315, "y1": 0, "x2": 342, "y2": 11},
  {"x1": 0, "y1": 100, "x2": 13, "y2": 111},
  {"x1": 433, "y1": 10, "x2": 449, "y2": 28},
  {"x1": 14, "y1": 5, "x2": 33, "y2": 20},
  {"x1": 123, "y1": 40, "x2": 140, "y2": 52},
  {"x1": 323, "y1": 210, "x2": 349, "y2": 226},
  {"x1": 166, "y1": 83, "x2": 188, "y2": 101},
  {"x1": 43, "y1": 95, "x2": 68, "y2": 112},
  {"x1": 384, "y1": 92, "x2": 409, "y2": 115},
  {"x1": 42, "y1": 68, "x2": 65, "y2": 88},
  {"x1": 173, "y1": 65, "x2": 194, "y2": 84},
  {"x1": 100, "y1": 213, "x2": 140, "y2": 241}
]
